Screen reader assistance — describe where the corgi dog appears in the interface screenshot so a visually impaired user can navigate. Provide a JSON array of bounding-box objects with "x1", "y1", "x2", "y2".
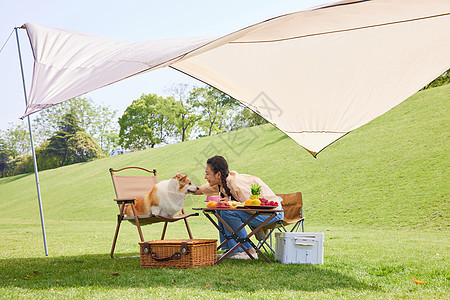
[{"x1": 125, "y1": 173, "x2": 198, "y2": 218}]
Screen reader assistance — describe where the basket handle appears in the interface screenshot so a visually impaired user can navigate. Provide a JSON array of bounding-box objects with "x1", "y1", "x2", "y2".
[{"x1": 142, "y1": 241, "x2": 190, "y2": 262}]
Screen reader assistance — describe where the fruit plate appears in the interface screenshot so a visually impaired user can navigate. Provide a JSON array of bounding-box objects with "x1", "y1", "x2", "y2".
[{"x1": 244, "y1": 205, "x2": 278, "y2": 209}]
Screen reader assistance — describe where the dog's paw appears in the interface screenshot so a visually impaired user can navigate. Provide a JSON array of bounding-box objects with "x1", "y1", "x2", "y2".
[{"x1": 151, "y1": 206, "x2": 161, "y2": 216}]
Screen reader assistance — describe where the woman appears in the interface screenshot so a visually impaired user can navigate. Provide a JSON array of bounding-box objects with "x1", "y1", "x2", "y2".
[{"x1": 194, "y1": 155, "x2": 283, "y2": 259}]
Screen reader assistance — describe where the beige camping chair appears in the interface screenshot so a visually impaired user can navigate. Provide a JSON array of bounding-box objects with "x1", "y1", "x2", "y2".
[
  {"x1": 251, "y1": 192, "x2": 305, "y2": 253},
  {"x1": 109, "y1": 166, "x2": 198, "y2": 258}
]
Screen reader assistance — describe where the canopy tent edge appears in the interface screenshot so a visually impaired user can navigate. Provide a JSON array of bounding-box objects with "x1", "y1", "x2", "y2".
[{"x1": 17, "y1": 0, "x2": 450, "y2": 156}]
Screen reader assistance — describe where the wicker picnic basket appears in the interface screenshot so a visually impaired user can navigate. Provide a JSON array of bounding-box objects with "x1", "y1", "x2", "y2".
[{"x1": 139, "y1": 239, "x2": 217, "y2": 268}]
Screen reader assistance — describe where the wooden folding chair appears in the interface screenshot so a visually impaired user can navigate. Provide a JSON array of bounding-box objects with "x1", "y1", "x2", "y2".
[
  {"x1": 109, "y1": 166, "x2": 198, "y2": 258},
  {"x1": 251, "y1": 192, "x2": 305, "y2": 253}
]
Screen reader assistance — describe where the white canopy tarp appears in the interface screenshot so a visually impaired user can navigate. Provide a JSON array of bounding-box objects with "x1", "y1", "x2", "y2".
[{"x1": 22, "y1": 0, "x2": 450, "y2": 156}]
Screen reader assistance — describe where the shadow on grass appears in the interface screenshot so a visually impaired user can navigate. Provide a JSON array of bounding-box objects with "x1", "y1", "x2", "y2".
[
  {"x1": 0, "y1": 253, "x2": 376, "y2": 293},
  {"x1": 0, "y1": 173, "x2": 29, "y2": 185},
  {"x1": 258, "y1": 134, "x2": 289, "y2": 150}
]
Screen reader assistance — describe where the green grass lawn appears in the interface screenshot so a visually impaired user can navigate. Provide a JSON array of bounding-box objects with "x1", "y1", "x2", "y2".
[
  {"x1": 1, "y1": 223, "x2": 448, "y2": 299},
  {"x1": 0, "y1": 85, "x2": 449, "y2": 299}
]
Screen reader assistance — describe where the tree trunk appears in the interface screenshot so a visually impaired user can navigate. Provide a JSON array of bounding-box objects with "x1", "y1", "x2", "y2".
[
  {"x1": 181, "y1": 114, "x2": 185, "y2": 142},
  {"x1": 208, "y1": 119, "x2": 215, "y2": 136},
  {"x1": 60, "y1": 150, "x2": 67, "y2": 167}
]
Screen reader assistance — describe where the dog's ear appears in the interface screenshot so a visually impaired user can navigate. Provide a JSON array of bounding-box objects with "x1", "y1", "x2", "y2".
[
  {"x1": 180, "y1": 174, "x2": 188, "y2": 182},
  {"x1": 173, "y1": 173, "x2": 182, "y2": 179}
]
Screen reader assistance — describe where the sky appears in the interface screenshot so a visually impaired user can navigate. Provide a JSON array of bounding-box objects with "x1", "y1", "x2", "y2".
[{"x1": 0, "y1": 0, "x2": 331, "y2": 131}]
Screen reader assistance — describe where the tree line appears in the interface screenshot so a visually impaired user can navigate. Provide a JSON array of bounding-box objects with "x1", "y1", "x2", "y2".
[
  {"x1": 118, "y1": 84, "x2": 266, "y2": 150},
  {"x1": 0, "y1": 85, "x2": 266, "y2": 177},
  {"x1": 0, "y1": 97, "x2": 118, "y2": 177}
]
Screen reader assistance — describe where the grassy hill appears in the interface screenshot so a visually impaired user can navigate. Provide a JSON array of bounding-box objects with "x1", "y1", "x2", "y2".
[
  {"x1": 0, "y1": 85, "x2": 448, "y2": 300},
  {"x1": 0, "y1": 84, "x2": 448, "y2": 230}
]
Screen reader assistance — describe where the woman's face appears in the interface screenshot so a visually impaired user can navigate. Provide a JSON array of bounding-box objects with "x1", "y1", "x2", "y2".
[{"x1": 205, "y1": 164, "x2": 221, "y2": 186}]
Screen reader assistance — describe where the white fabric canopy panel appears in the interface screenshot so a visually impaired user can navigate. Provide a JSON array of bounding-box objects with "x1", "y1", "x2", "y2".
[{"x1": 22, "y1": 0, "x2": 450, "y2": 156}]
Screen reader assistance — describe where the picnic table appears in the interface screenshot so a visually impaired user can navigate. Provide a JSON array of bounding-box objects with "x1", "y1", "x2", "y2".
[{"x1": 193, "y1": 206, "x2": 283, "y2": 264}]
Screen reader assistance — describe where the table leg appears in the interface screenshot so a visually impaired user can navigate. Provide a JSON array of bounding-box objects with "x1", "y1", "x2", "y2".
[
  {"x1": 214, "y1": 211, "x2": 235, "y2": 234},
  {"x1": 204, "y1": 213, "x2": 231, "y2": 250},
  {"x1": 233, "y1": 213, "x2": 259, "y2": 235},
  {"x1": 214, "y1": 211, "x2": 257, "y2": 258},
  {"x1": 220, "y1": 211, "x2": 277, "y2": 263},
  {"x1": 202, "y1": 209, "x2": 279, "y2": 264},
  {"x1": 242, "y1": 213, "x2": 278, "y2": 263}
]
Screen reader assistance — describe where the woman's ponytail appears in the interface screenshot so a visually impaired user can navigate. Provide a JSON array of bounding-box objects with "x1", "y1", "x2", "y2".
[{"x1": 220, "y1": 174, "x2": 232, "y2": 198}]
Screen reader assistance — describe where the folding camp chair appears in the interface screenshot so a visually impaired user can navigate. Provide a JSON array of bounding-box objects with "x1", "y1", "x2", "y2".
[
  {"x1": 109, "y1": 166, "x2": 198, "y2": 258},
  {"x1": 251, "y1": 192, "x2": 304, "y2": 253}
]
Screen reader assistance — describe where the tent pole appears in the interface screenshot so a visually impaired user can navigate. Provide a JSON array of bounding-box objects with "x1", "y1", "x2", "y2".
[{"x1": 15, "y1": 26, "x2": 48, "y2": 256}]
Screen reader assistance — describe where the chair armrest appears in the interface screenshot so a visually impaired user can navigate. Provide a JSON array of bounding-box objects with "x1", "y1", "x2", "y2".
[{"x1": 114, "y1": 198, "x2": 136, "y2": 204}]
